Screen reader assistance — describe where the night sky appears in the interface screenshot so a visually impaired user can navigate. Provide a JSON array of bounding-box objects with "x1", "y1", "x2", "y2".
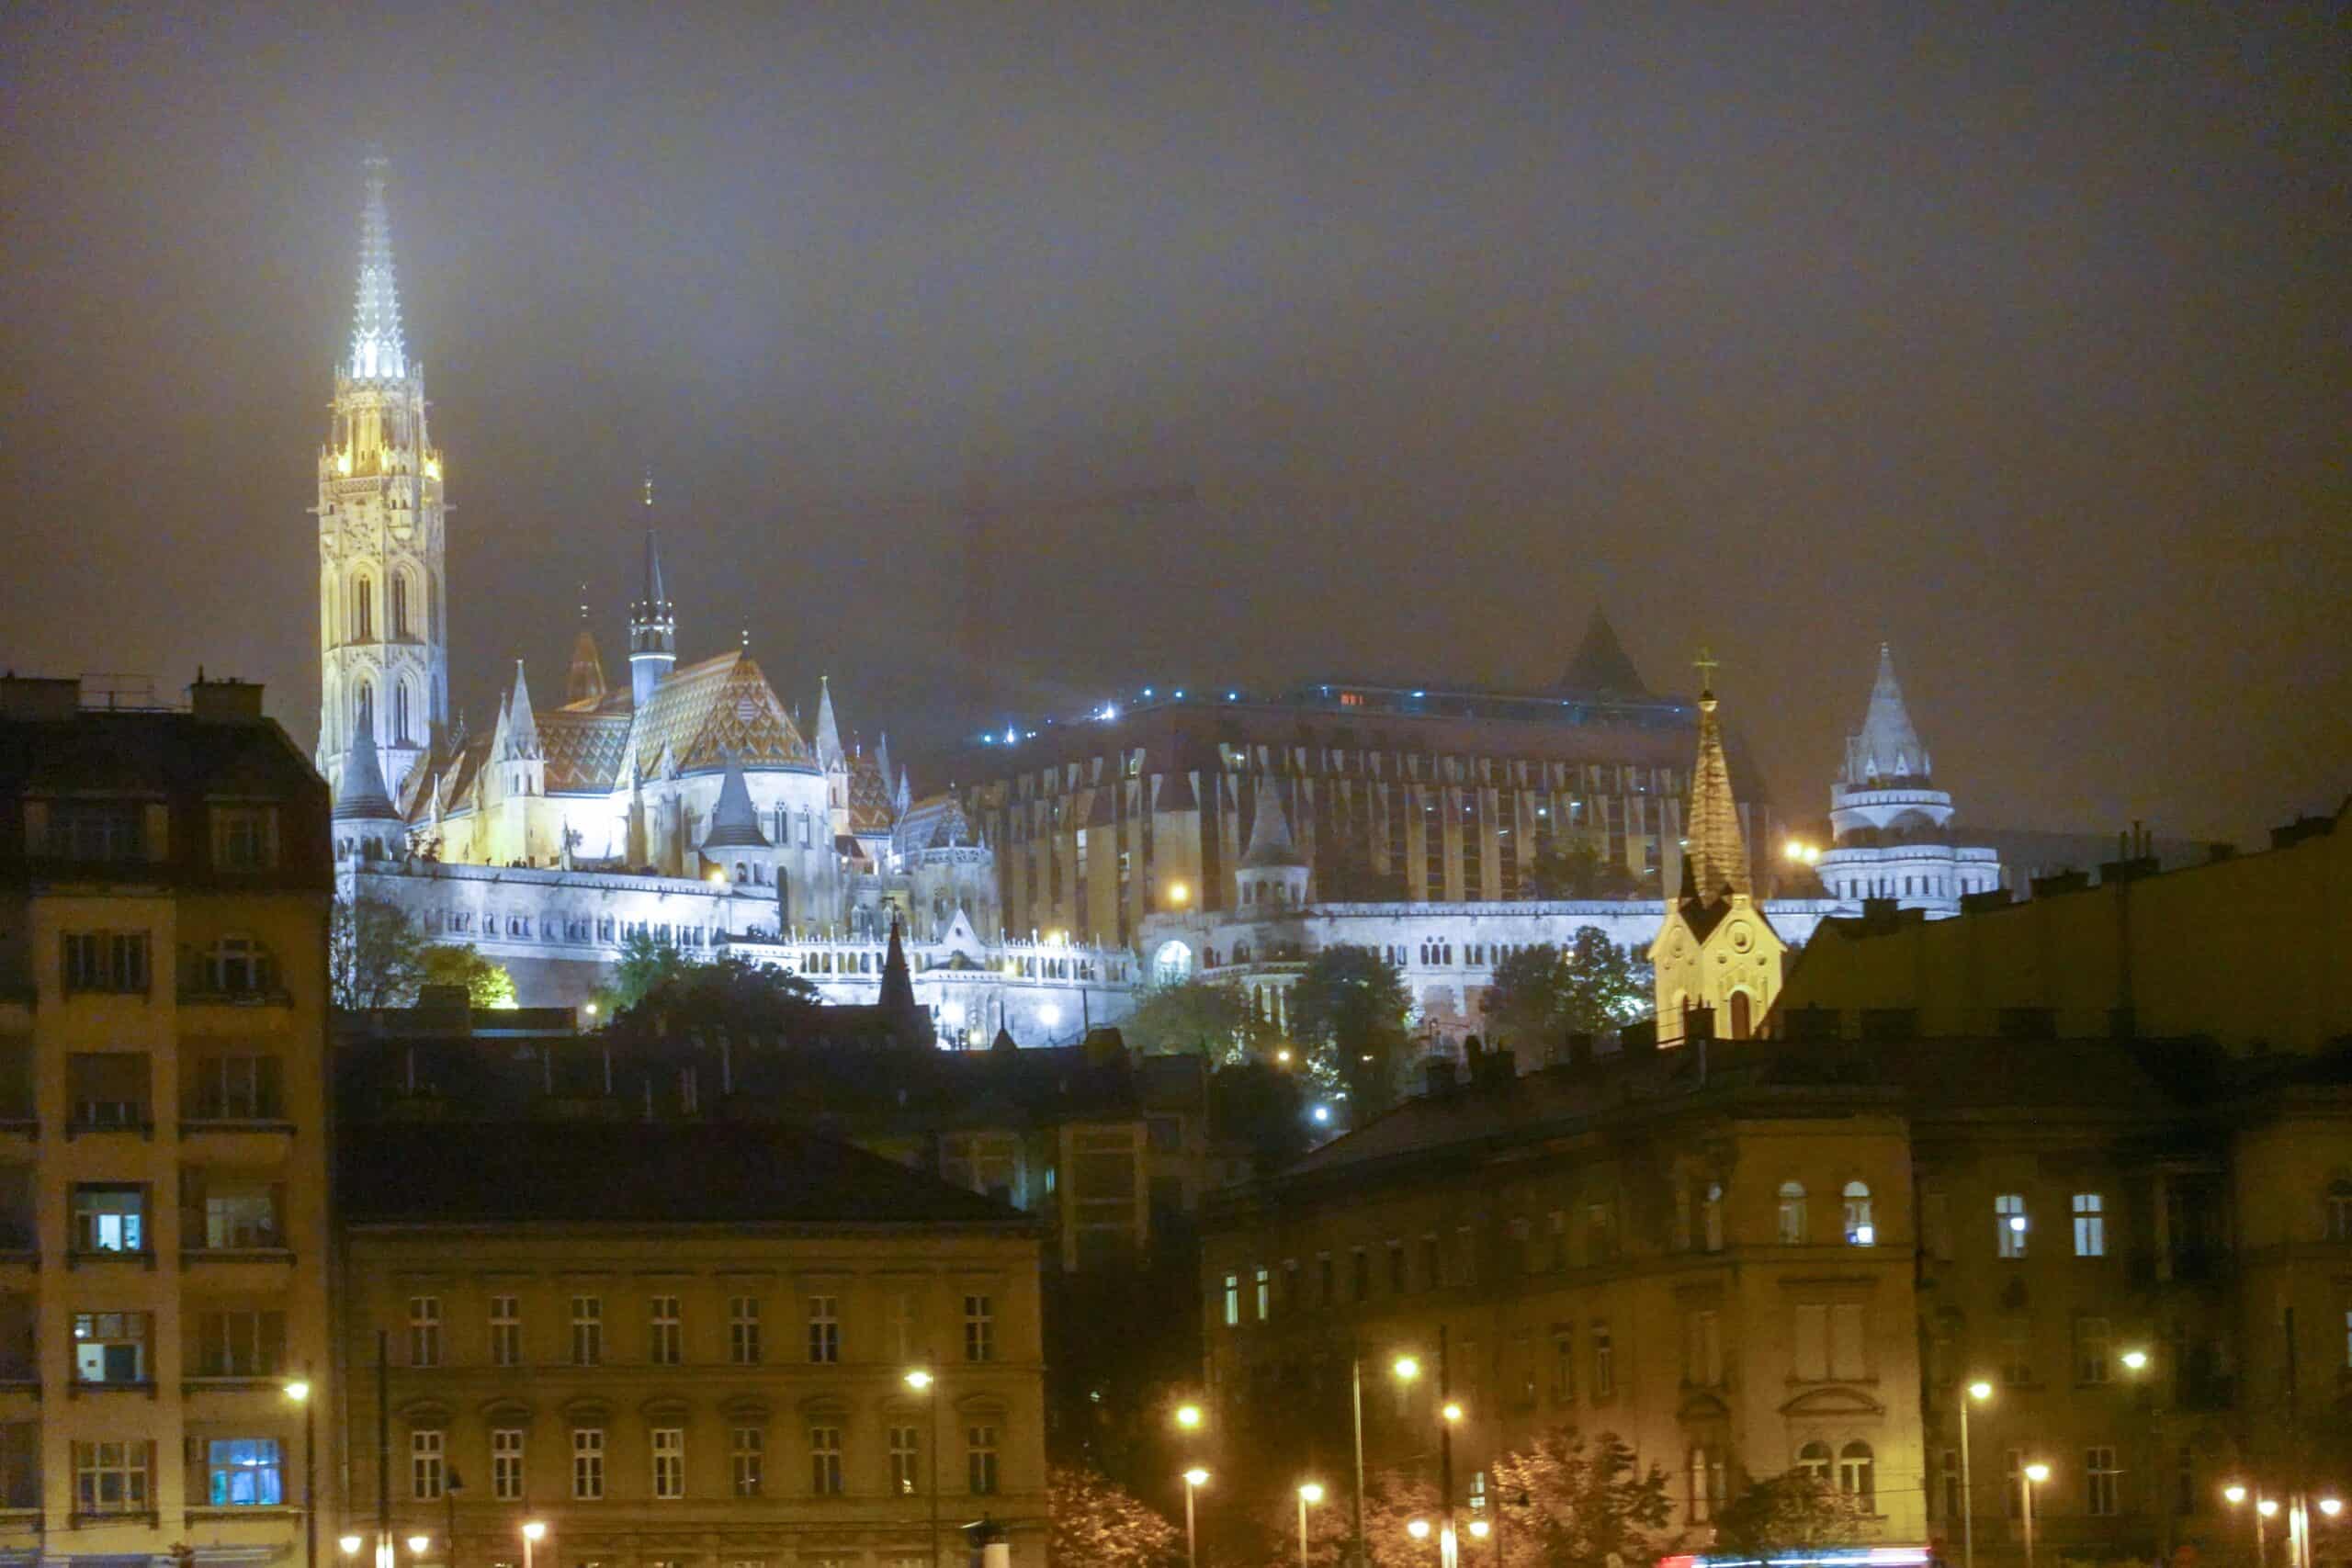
[{"x1": 3, "y1": 4, "x2": 2344, "y2": 843}]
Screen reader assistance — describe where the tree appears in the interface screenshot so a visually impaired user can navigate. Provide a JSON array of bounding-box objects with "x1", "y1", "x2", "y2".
[
  {"x1": 1480, "y1": 927, "x2": 1651, "y2": 1053},
  {"x1": 1471, "y1": 1427, "x2": 1680, "y2": 1568},
  {"x1": 1287, "y1": 945, "x2": 1413, "y2": 1115},
  {"x1": 330, "y1": 896, "x2": 427, "y2": 1010},
  {"x1": 1712, "y1": 1470, "x2": 1873, "y2": 1554},
  {"x1": 617, "y1": 952, "x2": 820, "y2": 1039},
  {"x1": 1049, "y1": 1463, "x2": 1183, "y2": 1568},
  {"x1": 1292, "y1": 946, "x2": 1414, "y2": 1113},
  {"x1": 609, "y1": 929, "x2": 695, "y2": 1011},
  {"x1": 418, "y1": 943, "x2": 517, "y2": 1009},
  {"x1": 1123, "y1": 978, "x2": 1262, "y2": 1060},
  {"x1": 1526, "y1": 838, "x2": 1642, "y2": 900},
  {"x1": 1209, "y1": 1060, "x2": 1310, "y2": 1172}
]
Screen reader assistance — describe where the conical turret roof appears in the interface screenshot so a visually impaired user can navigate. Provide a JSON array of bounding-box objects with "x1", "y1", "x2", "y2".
[
  {"x1": 503, "y1": 661, "x2": 542, "y2": 760},
  {"x1": 1682, "y1": 680, "x2": 1751, "y2": 901},
  {"x1": 1844, "y1": 643, "x2": 1930, "y2": 785},
  {"x1": 878, "y1": 917, "x2": 918, "y2": 1017},
  {"x1": 814, "y1": 676, "x2": 842, "y2": 767},
  {"x1": 700, "y1": 750, "x2": 772, "y2": 850},
  {"x1": 1557, "y1": 610, "x2": 1648, "y2": 697},
  {"x1": 334, "y1": 717, "x2": 399, "y2": 821},
  {"x1": 1240, "y1": 777, "x2": 1306, "y2": 869},
  {"x1": 568, "y1": 618, "x2": 608, "y2": 705}
]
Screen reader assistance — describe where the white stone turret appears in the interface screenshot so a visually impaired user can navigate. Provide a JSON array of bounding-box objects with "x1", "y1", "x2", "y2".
[
  {"x1": 628, "y1": 521, "x2": 676, "y2": 709},
  {"x1": 1236, "y1": 777, "x2": 1309, "y2": 909},
  {"x1": 1817, "y1": 645, "x2": 2000, "y2": 917}
]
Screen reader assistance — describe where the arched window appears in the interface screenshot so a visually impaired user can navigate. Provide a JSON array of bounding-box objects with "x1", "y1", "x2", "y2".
[
  {"x1": 1838, "y1": 1441, "x2": 1875, "y2": 1502},
  {"x1": 1153, "y1": 941, "x2": 1193, "y2": 986},
  {"x1": 1777, "y1": 1180, "x2": 1808, "y2": 1245},
  {"x1": 355, "y1": 682, "x2": 374, "y2": 734},
  {"x1": 1796, "y1": 1441, "x2": 1832, "y2": 1482},
  {"x1": 1702, "y1": 1182, "x2": 1725, "y2": 1252},
  {"x1": 1729, "y1": 989, "x2": 1753, "y2": 1039},
  {"x1": 391, "y1": 574, "x2": 411, "y2": 638},
  {"x1": 2325, "y1": 1179, "x2": 2352, "y2": 1243},
  {"x1": 394, "y1": 682, "x2": 413, "y2": 744},
  {"x1": 355, "y1": 576, "x2": 375, "y2": 640},
  {"x1": 1844, "y1": 1181, "x2": 1875, "y2": 1246}
]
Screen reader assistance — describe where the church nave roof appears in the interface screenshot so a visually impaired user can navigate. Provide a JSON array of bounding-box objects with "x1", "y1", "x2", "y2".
[{"x1": 626, "y1": 649, "x2": 815, "y2": 779}]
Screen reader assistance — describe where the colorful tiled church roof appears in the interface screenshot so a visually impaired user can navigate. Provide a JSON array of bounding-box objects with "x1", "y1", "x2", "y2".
[
  {"x1": 847, "y1": 748, "x2": 896, "y2": 836},
  {"x1": 625, "y1": 650, "x2": 815, "y2": 779}
]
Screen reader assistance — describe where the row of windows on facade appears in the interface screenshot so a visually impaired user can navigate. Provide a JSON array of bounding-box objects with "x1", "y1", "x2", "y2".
[
  {"x1": 63, "y1": 1438, "x2": 288, "y2": 1517},
  {"x1": 30, "y1": 803, "x2": 281, "y2": 871},
  {"x1": 339, "y1": 571, "x2": 427, "y2": 646},
  {"x1": 1928, "y1": 1446, "x2": 2148, "y2": 1521},
  {"x1": 424, "y1": 910, "x2": 712, "y2": 949},
  {"x1": 1003, "y1": 750, "x2": 1673, "y2": 805},
  {"x1": 1682, "y1": 1440, "x2": 1882, "y2": 1523},
  {"x1": 0, "y1": 1048, "x2": 285, "y2": 1125},
  {"x1": 397, "y1": 1293, "x2": 997, "y2": 1370},
  {"x1": 400, "y1": 1423, "x2": 1001, "y2": 1504},
  {"x1": 0, "y1": 1179, "x2": 292, "y2": 1258},
  {"x1": 55, "y1": 931, "x2": 284, "y2": 998},
  {"x1": 1829, "y1": 870, "x2": 1996, "y2": 901},
  {"x1": 2, "y1": 1306, "x2": 289, "y2": 1385}
]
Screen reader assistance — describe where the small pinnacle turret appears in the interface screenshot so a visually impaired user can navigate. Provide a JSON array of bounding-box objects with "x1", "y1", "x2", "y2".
[
  {"x1": 628, "y1": 525, "x2": 676, "y2": 709},
  {"x1": 1682, "y1": 651, "x2": 1750, "y2": 901}
]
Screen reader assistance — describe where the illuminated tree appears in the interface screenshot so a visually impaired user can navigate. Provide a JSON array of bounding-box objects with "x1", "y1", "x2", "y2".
[
  {"x1": 419, "y1": 943, "x2": 516, "y2": 1009},
  {"x1": 1050, "y1": 1463, "x2": 1183, "y2": 1568},
  {"x1": 329, "y1": 896, "x2": 427, "y2": 1010},
  {"x1": 1289, "y1": 946, "x2": 1413, "y2": 1113}
]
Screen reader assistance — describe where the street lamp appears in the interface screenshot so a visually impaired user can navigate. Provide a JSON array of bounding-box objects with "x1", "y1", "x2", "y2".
[
  {"x1": 1183, "y1": 1469, "x2": 1211, "y2": 1568},
  {"x1": 907, "y1": 1366, "x2": 942, "y2": 1568},
  {"x1": 285, "y1": 1370, "x2": 317, "y2": 1568},
  {"x1": 1466, "y1": 1521, "x2": 1488, "y2": 1540},
  {"x1": 2319, "y1": 1498, "x2": 2342, "y2": 1519},
  {"x1": 2022, "y1": 1463, "x2": 2051, "y2": 1568},
  {"x1": 519, "y1": 1520, "x2": 546, "y2": 1568},
  {"x1": 1961, "y1": 1381, "x2": 1993, "y2": 1568},
  {"x1": 1298, "y1": 1483, "x2": 1325, "y2": 1568},
  {"x1": 1174, "y1": 1404, "x2": 1203, "y2": 1432},
  {"x1": 1408, "y1": 1520, "x2": 1431, "y2": 1540},
  {"x1": 2120, "y1": 1348, "x2": 2149, "y2": 1371},
  {"x1": 340, "y1": 1537, "x2": 364, "y2": 1560},
  {"x1": 406, "y1": 1537, "x2": 430, "y2": 1560}
]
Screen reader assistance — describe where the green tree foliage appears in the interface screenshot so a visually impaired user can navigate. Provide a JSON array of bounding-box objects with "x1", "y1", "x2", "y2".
[
  {"x1": 617, "y1": 952, "x2": 820, "y2": 1038},
  {"x1": 1049, "y1": 1463, "x2": 1183, "y2": 1568},
  {"x1": 1288, "y1": 945, "x2": 1413, "y2": 1114},
  {"x1": 1480, "y1": 927, "x2": 1652, "y2": 1052},
  {"x1": 609, "y1": 929, "x2": 695, "y2": 1011},
  {"x1": 418, "y1": 943, "x2": 517, "y2": 1009},
  {"x1": 329, "y1": 896, "x2": 427, "y2": 1010},
  {"x1": 1526, "y1": 838, "x2": 1643, "y2": 900},
  {"x1": 1123, "y1": 978, "x2": 1263, "y2": 1060},
  {"x1": 1712, "y1": 1469, "x2": 1873, "y2": 1554},
  {"x1": 1476, "y1": 1427, "x2": 1679, "y2": 1568}
]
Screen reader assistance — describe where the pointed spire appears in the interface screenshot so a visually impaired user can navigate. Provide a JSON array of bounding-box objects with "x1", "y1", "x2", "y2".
[
  {"x1": 628, "y1": 525, "x2": 677, "y2": 707},
  {"x1": 1682, "y1": 652, "x2": 1750, "y2": 901},
  {"x1": 814, "y1": 676, "x2": 842, "y2": 767},
  {"x1": 1557, "y1": 609, "x2": 1648, "y2": 696},
  {"x1": 875, "y1": 731, "x2": 893, "y2": 794},
  {"x1": 700, "y1": 750, "x2": 772, "y2": 850},
  {"x1": 503, "y1": 660, "x2": 542, "y2": 760},
  {"x1": 568, "y1": 617, "x2": 608, "y2": 705},
  {"x1": 347, "y1": 152, "x2": 407, "y2": 380},
  {"x1": 1845, "y1": 642, "x2": 1930, "y2": 786},
  {"x1": 1240, "y1": 776, "x2": 1306, "y2": 868},
  {"x1": 896, "y1": 766, "x2": 912, "y2": 815},
  {"x1": 642, "y1": 528, "x2": 666, "y2": 610},
  {"x1": 879, "y1": 915, "x2": 918, "y2": 1017},
  {"x1": 333, "y1": 713, "x2": 399, "y2": 821}
]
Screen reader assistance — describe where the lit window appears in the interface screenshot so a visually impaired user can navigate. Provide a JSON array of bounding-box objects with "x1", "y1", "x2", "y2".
[
  {"x1": 1221, "y1": 1273, "x2": 1238, "y2": 1326},
  {"x1": 1778, "y1": 1181, "x2": 1809, "y2": 1245},
  {"x1": 1796, "y1": 1441, "x2": 1832, "y2": 1482},
  {"x1": 1843, "y1": 1181, "x2": 1874, "y2": 1246},
  {"x1": 72, "y1": 1311, "x2": 150, "y2": 1384},
  {"x1": 71, "y1": 1185, "x2": 146, "y2": 1254},
  {"x1": 1838, "y1": 1441, "x2": 1875, "y2": 1504},
  {"x1": 1701, "y1": 1183, "x2": 1724, "y2": 1253},
  {"x1": 1254, "y1": 1266, "x2": 1271, "y2": 1321},
  {"x1": 1996, "y1": 1194, "x2": 2029, "y2": 1258},
  {"x1": 208, "y1": 1438, "x2": 283, "y2": 1506},
  {"x1": 889, "y1": 1426, "x2": 921, "y2": 1495},
  {"x1": 2073, "y1": 1192, "x2": 2107, "y2": 1257}
]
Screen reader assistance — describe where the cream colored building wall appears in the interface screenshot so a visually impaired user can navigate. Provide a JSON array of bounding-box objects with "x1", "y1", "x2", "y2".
[
  {"x1": 341, "y1": 1226, "x2": 1048, "y2": 1568},
  {"x1": 0, "y1": 882, "x2": 334, "y2": 1558}
]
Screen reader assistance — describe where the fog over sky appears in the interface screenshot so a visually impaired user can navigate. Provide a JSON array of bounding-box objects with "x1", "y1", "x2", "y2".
[{"x1": 3, "y1": 3, "x2": 2345, "y2": 843}]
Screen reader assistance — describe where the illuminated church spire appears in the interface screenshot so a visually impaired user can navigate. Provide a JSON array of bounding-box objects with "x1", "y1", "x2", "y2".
[
  {"x1": 1681, "y1": 649, "x2": 1751, "y2": 900},
  {"x1": 628, "y1": 498, "x2": 676, "y2": 708},
  {"x1": 348, "y1": 153, "x2": 406, "y2": 381}
]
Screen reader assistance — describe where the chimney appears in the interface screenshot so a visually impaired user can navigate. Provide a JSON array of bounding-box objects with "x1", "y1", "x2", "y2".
[
  {"x1": 1421, "y1": 1057, "x2": 1458, "y2": 1099},
  {"x1": 0, "y1": 676, "x2": 80, "y2": 720},
  {"x1": 190, "y1": 676, "x2": 265, "y2": 721}
]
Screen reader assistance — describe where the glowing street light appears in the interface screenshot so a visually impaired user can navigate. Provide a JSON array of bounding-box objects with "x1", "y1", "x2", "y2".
[
  {"x1": 2257, "y1": 1500, "x2": 2279, "y2": 1518},
  {"x1": 340, "y1": 1538, "x2": 364, "y2": 1559},
  {"x1": 1441, "y1": 1400, "x2": 1464, "y2": 1424},
  {"x1": 1174, "y1": 1404, "x2": 1203, "y2": 1431},
  {"x1": 1393, "y1": 1356, "x2": 1421, "y2": 1382},
  {"x1": 2021, "y1": 1463, "x2": 2051, "y2": 1568},
  {"x1": 1467, "y1": 1519, "x2": 1490, "y2": 1540},
  {"x1": 1960, "y1": 1381, "x2": 1994, "y2": 1568},
  {"x1": 284, "y1": 1372, "x2": 317, "y2": 1568},
  {"x1": 1168, "y1": 881, "x2": 1190, "y2": 908},
  {"x1": 1408, "y1": 1520, "x2": 1431, "y2": 1540},
  {"x1": 406, "y1": 1538, "x2": 431, "y2": 1559},
  {"x1": 904, "y1": 1369, "x2": 933, "y2": 1391},
  {"x1": 2226, "y1": 1486, "x2": 2249, "y2": 1506},
  {"x1": 2317, "y1": 1498, "x2": 2341, "y2": 1518},
  {"x1": 1182, "y1": 1470, "x2": 1212, "y2": 1568},
  {"x1": 2120, "y1": 1348, "x2": 2150, "y2": 1371},
  {"x1": 520, "y1": 1521, "x2": 547, "y2": 1568},
  {"x1": 1296, "y1": 1483, "x2": 1325, "y2": 1568}
]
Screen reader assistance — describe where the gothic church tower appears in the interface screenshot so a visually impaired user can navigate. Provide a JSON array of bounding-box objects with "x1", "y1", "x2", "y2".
[{"x1": 317, "y1": 154, "x2": 448, "y2": 807}]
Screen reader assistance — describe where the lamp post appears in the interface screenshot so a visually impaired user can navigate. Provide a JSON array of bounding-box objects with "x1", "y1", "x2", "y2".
[
  {"x1": 1183, "y1": 1469, "x2": 1211, "y2": 1568},
  {"x1": 1961, "y1": 1380, "x2": 1993, "y2": 1568},
  {"x1": 1298, "y1": 1483, "x2": 1324, "y2": 1568},
  {"x1": 285, "y1": 1370, "x2": 317, "y2": 1568},
  {"x1": 443, "y1": 1468, "x2": 463, "y2": 1568},
  {"x1": 1408, "y1": 1518, "x2": 1434, "y2": 1564},
  {"x1": 519, "y1": 1520, "x2": 545, "y2": 1568},
  {"x1": 340, "y1": 1536, "x2": 364, "y2": 1563},
  {"x1": 2257, "y1": 1497, "x2": 2279, "y2": 1568},
  {"x1": 1436, "y1": 1326, "x2": 1461, "y2": 1568},
  {"x1": 2022, "y1": 1462, "x2": 2050, "y2": 1568},
  {"x1": 907, "y1": 1366, "x2": 941, "y2": 1568}
]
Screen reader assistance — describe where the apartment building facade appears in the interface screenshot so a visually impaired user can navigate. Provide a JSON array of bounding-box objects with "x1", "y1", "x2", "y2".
[
  {"x1": 0, "y1": 674, "x2": 337, "y2": 1562},
  {"x1": 337, "y1": 1122, "x2": 1049, "y2": 1568}
]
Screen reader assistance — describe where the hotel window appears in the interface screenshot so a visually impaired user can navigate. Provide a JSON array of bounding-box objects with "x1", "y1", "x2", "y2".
[
  {"x1": 1940, "y1": 1449, "x2": 1962, "y2": 1521},
  {"x1": 47, "y1": 804, "x2": 145, "y2": 862},
  {"x1": 571, "y1": 1296, "x2": 603, "y2": 1366},
  {"x1": 809, "y1": 1427, "x2": 844, "y2": 1495},
  {"x1": 730, "y1": 1297, "x2": 762, "y2": 1365},
  {"x1": 1843, "y1": 1181, "x2": 1875, "y2": 1246},
  {"x1": 964, "y1": 1294, "x2": 994, "y2": 1362},
  {"x1": 1797, "y1": 1441, "x2": 1832, "y2": 1482},
  {"x1": 1701, "y1": 1184, "x2": 1724, "y2": 1252},
  {"x1": 1777, "y1": 1181, "x2": 1809, "y2": 1244},
  {"x1": 1838, "y1": 1441, "x2": 1875, "y2": 1504},
  {"x1": 409, "y1": 1298, "x2": 442, "y2": 1368},
  {"x1": 74, "y1": 1439, "x2": 151, "y2": 1517},
  {"x1": 1996, "y1": 1193, "x2": 2029, "y2": 1258},
  {"x1": 1550, "y1": 1324, "x2": 1575, "y2": 1402},
  {"x1": 206, "y1": 1438, "x2": 283, "y2": 1506},
  {"x1": 490, "y1": 1296, "x2": 521, "y2": 1367},
  {"x1": 190, "y1": 1054, "x2": 283, "y2": 1121},
  {"x1": 210, "y1": 807, "x2": 277, "y2": 871},
  {"x1": 2074, "y1": 1192, "x2": 2107, "y2": 1256},
  {"x1": 652, "y1": 1428, "x2": 685, "y2": 1500},
  {"x1": 731, "y1": 1427, "x2": 763, "y2": 1497},
  {"x1": 72, "y1": 1312, "x2": 150, "y2": 1384},
  {"x1": 492, "y1": 1429, "x2": 525, "y2": 1501},
  {"x1": 807, "y1": 1296, "x2": 840, "y2": 1363},
  {"x1": 61, "y1": 931, "x2": 150, "y2": 995},
  {"x1": 1684, "y1": 1310, "x2": 1722, "y2": 1387},
  {"x1": 1254, "y1": 1266, "x2": 1271, "y2": 1319},
  {"x1": 889, "y1": 1427, "x2": 921, "y2": 1495},
  {"x1": 2087, "y1": 1447, "x2": 2120, "y2": 1516},
  {"x1": 967, "y1": 1426, "x2": 1000, "y2": 1495},
  {"x1": 71, "y1": 1185, "x2": 146, "y2": 1253},
  {"x1": 2075, "y1": 1316, "x2": 2110, "y2": 1384},
  {"x1": 1591, "y1": 1321, "x2": 1614, "y2": 1397},
  {"x1": 194, "y1": 1309, "x2": 286, "y2": 1378},
  {"x1": 650, "y1": 1296, "x2": 682, "y2": 1365},
  {"x1": 2001, "y1": 1317, "x2": 2033, "y2": 1386},
  {"x1": 411, "y1": 1428, "x2": 445, "y2": 1500},
  {"x1": 571, "y1": 1428, "x2": 605, "y2": 1500},
  {"x1": 1221, "y1": 1274, "x2": 1238, "y2": 1326}
]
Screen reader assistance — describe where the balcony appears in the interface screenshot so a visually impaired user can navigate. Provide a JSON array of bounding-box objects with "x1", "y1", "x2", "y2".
[{"x1": 65, "y1": 1249, "x2": 156, "y2": 1272}]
